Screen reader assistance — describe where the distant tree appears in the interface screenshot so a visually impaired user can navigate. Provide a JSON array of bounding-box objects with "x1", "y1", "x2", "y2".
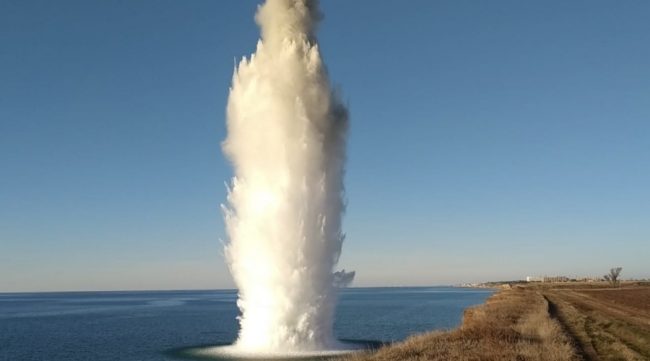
[{"x1": 604, "y1": 267, "x2": 622, "y2": 287}]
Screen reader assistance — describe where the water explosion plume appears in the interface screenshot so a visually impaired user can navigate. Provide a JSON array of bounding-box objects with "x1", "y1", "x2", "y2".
[{"x1": 222, "y1": 0, "x2": 350, "y2": 354}]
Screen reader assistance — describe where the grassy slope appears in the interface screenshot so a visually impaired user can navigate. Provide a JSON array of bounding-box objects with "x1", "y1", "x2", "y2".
[
  {"x1": 345, "y1": 287, "x2": 580, "y2": 361},
  {"x1": 345, "y1": 283, "x2": 650, "y2": 361}
]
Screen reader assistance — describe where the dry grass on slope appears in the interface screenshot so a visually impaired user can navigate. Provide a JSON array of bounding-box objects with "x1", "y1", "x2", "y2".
[{"x1": 345, "y1": 288, "x2": 580, "y2": 361}]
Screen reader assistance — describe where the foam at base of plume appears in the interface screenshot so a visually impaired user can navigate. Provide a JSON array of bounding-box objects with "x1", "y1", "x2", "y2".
[
  {"x1": 197, "y1": 345, "x2": 356, "y2": 358},
  {"x1": 185, "y1": 340, "x2": 372, "y2": 360}
]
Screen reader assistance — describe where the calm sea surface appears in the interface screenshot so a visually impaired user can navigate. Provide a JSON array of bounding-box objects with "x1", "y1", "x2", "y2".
[{"x1": 0, "y1": 287, "x2": 492, "y2": 360}]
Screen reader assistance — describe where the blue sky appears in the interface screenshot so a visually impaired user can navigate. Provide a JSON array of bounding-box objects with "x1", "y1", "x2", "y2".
[{"x1": 1, "y1": 0, "x2": 648, "y2": 292}]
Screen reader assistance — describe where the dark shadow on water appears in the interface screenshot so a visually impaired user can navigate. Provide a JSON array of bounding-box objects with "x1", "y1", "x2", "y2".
[{"x1": 165, "y1": 340, "x2": 386, "y2": 361}]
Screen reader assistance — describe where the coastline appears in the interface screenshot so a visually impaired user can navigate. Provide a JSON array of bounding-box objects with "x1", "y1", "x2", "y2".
[{"x1": 345, "y1": 282, "x2": 650, "y2": 361}]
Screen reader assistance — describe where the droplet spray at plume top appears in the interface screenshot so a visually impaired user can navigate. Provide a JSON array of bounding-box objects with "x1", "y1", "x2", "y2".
[{"x1": 221, "y1": 0, "x2": 351, "y2": 353}]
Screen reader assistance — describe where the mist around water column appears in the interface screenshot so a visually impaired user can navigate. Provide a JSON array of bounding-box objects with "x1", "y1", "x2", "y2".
[{"x1": 221, "y1": 0, "x2": 353, "y2": 354}]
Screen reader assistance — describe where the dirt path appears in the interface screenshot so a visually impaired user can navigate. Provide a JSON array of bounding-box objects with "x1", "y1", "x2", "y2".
[{"x1": 543, "y1": 287, "x2": 650, "y2": 361}]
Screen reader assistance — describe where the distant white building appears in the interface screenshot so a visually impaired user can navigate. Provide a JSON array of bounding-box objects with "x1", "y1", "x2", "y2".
[{"x1": 526, "y1": 276, "x2": 543, "y2": 282}]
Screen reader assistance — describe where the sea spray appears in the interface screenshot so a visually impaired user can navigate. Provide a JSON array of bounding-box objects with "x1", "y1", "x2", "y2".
[{"x1": 222, "y1": 0, "x2": 350, "y2": 353}]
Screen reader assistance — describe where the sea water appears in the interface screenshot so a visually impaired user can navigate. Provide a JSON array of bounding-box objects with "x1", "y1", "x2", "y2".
[{"x1": 0, "y1": 287, "x2": 492, "y2": 360}]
